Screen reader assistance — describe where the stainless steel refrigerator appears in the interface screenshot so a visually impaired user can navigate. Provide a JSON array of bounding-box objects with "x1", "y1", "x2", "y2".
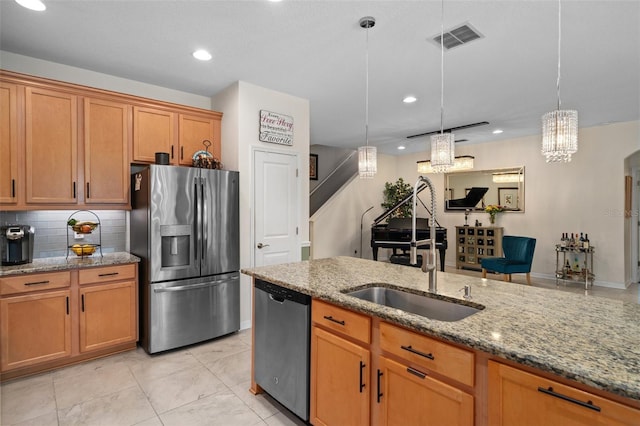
[{"x1": 130, "y1": 165, "x2": 240, "y2": 354}]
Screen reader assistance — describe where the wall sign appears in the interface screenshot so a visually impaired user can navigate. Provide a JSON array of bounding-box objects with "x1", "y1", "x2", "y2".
[{"x1": 259, "y1": 110, "x2": 294, "y2": 146}]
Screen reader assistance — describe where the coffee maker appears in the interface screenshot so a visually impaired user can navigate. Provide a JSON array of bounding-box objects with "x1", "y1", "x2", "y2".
[{"x1": 1, "y1": 225, "x2": 35, "y2": 266}]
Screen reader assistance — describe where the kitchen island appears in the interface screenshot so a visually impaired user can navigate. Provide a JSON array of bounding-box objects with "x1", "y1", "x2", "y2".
[{"x1": 242, "y1": 256, "x2": 640, "y2": 425}]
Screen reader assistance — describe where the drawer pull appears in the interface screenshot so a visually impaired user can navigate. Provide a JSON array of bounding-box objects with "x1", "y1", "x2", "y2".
[
  {"x1": 401, "y1": 345, "x2": 434, "y2": 360},
  {"x1": 359, "y1": 361, "x2": 366, "y2": 393},
  {"x1": 323, "y1": 315, "x2": 345, "y2": 326},
  {"x1": 98, "y1": 272, "x2": 119, "y2": 277},
  {"x1": 377, "y1": 369, "x2": 384, "y2": 403},
  {"x1": 406, "y1": 366, "x2": 427, "y2": 379},
  {"x1": 25, "y1": 280, "x2": 50, "y2": 286},
  {"x1": 537, "y1": 387, "x2": 601, "y2": 412}
]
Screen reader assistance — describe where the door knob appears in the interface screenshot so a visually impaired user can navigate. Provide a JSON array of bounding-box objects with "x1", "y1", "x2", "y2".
[{"x1": 257, "y1": 243, "x2": 270, "y2": 249}]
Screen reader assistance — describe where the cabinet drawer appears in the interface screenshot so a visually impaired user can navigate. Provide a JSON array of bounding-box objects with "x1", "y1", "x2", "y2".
[
  {"x1": 380, "y1": 321, "x2": 474, "y2": 387},
  {"x1": 312, "y1": 299, "x2": 371, "y2": 344},
  {"x1": 79, "y1": 264, "x2": 136, "y2": 285},
  {"x1": 0, "y1": 271, "x2": 71, "y2": 296}
]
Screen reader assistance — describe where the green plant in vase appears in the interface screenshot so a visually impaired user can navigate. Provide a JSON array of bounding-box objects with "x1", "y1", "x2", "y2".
[{"x1": 485, "y1": 204, "x2": 505, "y2": 224}]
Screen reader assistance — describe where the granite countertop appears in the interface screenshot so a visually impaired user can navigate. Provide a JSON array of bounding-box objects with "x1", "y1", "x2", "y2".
[
  {"x1": 0, "y1": 252, "x2": 140, "y2": 277},
  {"x1": 242, "y1": 256, "x2": 640, "y2": 402}
]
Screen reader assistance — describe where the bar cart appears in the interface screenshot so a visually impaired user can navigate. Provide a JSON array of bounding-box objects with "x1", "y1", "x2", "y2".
[{"x1": 555, "y1": 244, "x2": 594, "y2": 289}]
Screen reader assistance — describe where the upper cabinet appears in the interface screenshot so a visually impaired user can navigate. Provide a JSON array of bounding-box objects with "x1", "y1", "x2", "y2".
[
  {"x1": 0, "y1": 70, "x2": 223, "y2": 210},
  {"x1": 0, "y1": 82, "x2": 18, "y2": 204},
  {"x1": 84, "y1": 98, "x2": 130, "y2": 204},
  {"x1": 132, "y1": 106, "x2": 175, "y2": 164},
  {"x1": 25, "y1": 87, "x2": 78, "y2": 204},
  {"x1": 178, "y1": 113, "x2": 222, "y2": 166}
]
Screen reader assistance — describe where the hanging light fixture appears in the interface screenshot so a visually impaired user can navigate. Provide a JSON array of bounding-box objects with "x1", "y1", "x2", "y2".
[
  {"x1": 417, "y1": 155, "x2": 474, "y2": 174},
  {"x1": 358, "y1": 16, "x2": 377, "y2": 179},
  {"x1": 430, "y1": 0, "x2": 454, "y2": 173},
  {"x1": 542, "y1": 0, "x2": 578, "y2": 162}
]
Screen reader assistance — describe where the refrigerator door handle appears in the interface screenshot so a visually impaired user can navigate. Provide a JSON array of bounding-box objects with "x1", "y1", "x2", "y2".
[
  {"x1": 194, "y1": 178, "x2": 200, "y2": 262},
  {"x1": 153, "y1": 281, "x2": 220, "y2": 293},
  {"x1": 202, "y1": 178, "x2": 208, "y2": 264}
]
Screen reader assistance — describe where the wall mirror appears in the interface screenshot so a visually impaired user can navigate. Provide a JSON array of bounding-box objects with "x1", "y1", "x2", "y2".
[{"x1": 445, "y1": 166, "x2": 525, "y2": 212}]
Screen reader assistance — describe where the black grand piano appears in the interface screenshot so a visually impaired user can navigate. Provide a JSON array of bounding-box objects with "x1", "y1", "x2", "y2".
[
  {"x1": 371, "y1": 183, "x2": 448, "y2": 271},
  {"x1": 371, "y1": 185, "x2": 489, "y2": 271}
]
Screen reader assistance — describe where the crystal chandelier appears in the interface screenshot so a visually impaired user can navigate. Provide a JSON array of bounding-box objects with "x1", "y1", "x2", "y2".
[
  {"x1": 358, "y1": 17, "x2": 377, "y2": 178},
  {"x1": 430, "y1": 0, "x2": 454, "y2": 173},
  {"x1": 542, "y1": 0, "x2": 578, "y2": 163},
  {"x1": 417, "y1": 155, "x2": 474, "y2": 174}
]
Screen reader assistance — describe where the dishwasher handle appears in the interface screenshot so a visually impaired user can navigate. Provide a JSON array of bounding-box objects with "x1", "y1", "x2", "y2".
[{"x1": 268, "y1": 294, "x2": 286, "y2": 303}]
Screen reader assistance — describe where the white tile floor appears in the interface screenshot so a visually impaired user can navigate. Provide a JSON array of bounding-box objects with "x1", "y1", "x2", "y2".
[
  {"x1": 1, "y1": 270, "x2": 637, "y2": 426},
  {"x1": 0, "y1": 329, "x2": 306, "y2": 426}
]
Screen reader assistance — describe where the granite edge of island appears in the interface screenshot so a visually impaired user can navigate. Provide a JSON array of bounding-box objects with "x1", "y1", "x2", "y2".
[
  {"x1": 0, "y1": 252, "x2": 141, "y2": 276},
  {"x1": 242, "y1": 256, "x2": 640, "y2": 402}
]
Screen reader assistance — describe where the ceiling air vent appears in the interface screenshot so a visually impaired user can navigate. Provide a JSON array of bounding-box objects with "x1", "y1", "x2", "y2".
[{"x1": 432, "y1": 23, "x2": 483, "y2": 50}]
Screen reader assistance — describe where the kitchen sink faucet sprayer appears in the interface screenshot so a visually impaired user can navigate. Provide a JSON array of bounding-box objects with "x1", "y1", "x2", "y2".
[{"x1": 410, "y1": 176, "x2": 438, "y2": 293}]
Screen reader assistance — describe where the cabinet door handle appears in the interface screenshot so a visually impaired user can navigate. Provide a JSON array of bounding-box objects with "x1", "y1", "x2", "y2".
[
  {"x1": 11, "y1": 179, "x2": 15, "y2": 198},
  {"x1": 171, "y1": 145, "x2": 174, "y2": 159},
  {"x1": 323, "y1": 315, "x2": 345, "y2": 326},
  {"x1": 406, "y1": 366, "x2": 427, "y2": 379},
  {"x1": 66, "y1": 296, "x2": 69, "y2": 315},
  {"x1": 73, "y1": 182, "x2": 76, "y2": 198},
  {"x1": 86, "y1": 182, "x2": 90, "y2": 198},
  {"x1": 81, "y1": 294, "x2": 85, "y2": 312},
  {"x1": 401, "y1": 345, "x2": 434, "y2": 360},
  {"x1": 98, "y1": 272, "x2": 119, "y2": 277},
  {"x1": 537, "y1": 387, "x2": 601, "y2": 412},
  {"x1": 359, "y1": 361, "x2": 366, "y2": 393},
  {"x1": 181, "y1": 146, "x2": 184, "y2": 160},
  {"x1": 377, "y1": 369, "x2": 384, "y2": 403},
  {"x1": 24, "y1": 280, "x2": 50, "y2": 286}
]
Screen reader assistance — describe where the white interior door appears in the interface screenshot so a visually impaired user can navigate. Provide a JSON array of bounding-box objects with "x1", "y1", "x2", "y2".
[{"x1": 253, "y1": 149, "x2": 299, "y2": 267}]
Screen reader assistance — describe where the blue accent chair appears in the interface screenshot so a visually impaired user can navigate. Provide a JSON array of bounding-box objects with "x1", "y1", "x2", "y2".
[{"x1": 481, "y1": 236, "x2": 537, "y2": 285}]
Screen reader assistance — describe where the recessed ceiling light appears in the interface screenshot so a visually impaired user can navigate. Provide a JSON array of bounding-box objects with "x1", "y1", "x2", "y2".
[
  {"x1": 15, "y1": 0, "x2": 46, "y2": 11},
  {"x1": 192, "y1": 49, "x2": 212, "y2": 61},
  {"x1": 403, "y1": 96, "x2": 417, "y2": 104},
  {"x1": 397, "y1": 146, "x2": 406, "y2": 150},
  {"x1": 492, "y1": 129, "x2": 503, "y2": 134}
]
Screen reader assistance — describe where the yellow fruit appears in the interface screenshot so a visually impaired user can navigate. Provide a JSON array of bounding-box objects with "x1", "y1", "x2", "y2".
[{"x1": 73, "y1": 244, "x2": 81, "y2": 248}]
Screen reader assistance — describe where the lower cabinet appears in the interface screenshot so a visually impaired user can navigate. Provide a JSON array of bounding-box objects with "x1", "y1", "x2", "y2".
[
  {"x1": 79, "y1": 281, "x2": 137, "y2": 353},
  {"x1": 311, "y1": 326, "x2": 370, "y2": 426},
  {"x1": 0, "y1": 289, "x2": 71, "y2": 371},
  {"x1": 378, "y1": 356, "x2": 474, "y2": 426},
  {"x1": 0, "y1": 263, "x2": 138, "y2": 380},
  {"x1": 488, "y1": 361, "x2": 640, "y2": 426}
]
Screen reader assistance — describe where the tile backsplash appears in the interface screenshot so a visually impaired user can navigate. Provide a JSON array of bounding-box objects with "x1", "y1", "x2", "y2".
[{"x1": 0, "y1": 210, "x2": 127, "y2": 258}]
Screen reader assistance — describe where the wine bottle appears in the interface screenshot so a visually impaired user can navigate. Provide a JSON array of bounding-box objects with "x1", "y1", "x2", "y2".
[{"x1": 583, "y1": 233, "x2": 590, "y2": 249}]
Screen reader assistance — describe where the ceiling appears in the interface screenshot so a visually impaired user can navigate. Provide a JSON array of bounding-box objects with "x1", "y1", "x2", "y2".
[{"x1": 1, "y1": 0, "x2": 639, "y2": 156}]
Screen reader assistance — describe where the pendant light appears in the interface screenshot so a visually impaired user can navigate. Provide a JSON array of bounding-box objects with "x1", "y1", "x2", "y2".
[
  {"x1": 358, "y1": 16, "x2": 377, "y2": 179},
  {"x1": 542, "y1": 0, "x2": 578, "y2": 162},
  {"x1": 430, "y1": 0, "x2": 454, "y2": 173}
]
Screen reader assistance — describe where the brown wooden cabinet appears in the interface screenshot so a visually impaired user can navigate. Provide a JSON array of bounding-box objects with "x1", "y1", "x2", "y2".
[
  {"x1": 0, "y1": 82, "x2": 19, "y2": 204},
  {"x1": 25, "y1": 86, "x2": 78, "y2": 204},
  {"x1": 0, "y1": 264, "x2": 138, "y2": 381},
  {"x1": 378, "y1": 355, "x2": 474, "y2": 426},
  {"x1": 456, "y1": 226, "x2": 504, "y2": 270},
  {"x1": 83, "y1": 98, "x2": 130, "y2": 204},
  {"x1": 488, "y1": 361, "x2": 640, "y2": 426},
  {"x1": 132, "y1": 106, "x2": 176, "y2": 164},
  {"x1": 0, "y1": 271, "x2": 72, "y2": 372},
  {"x1": 178, "y1": 113, "x2": 221, "y2": 166},
  {"x1": 78, "y1": 264, "x2": 137, "y2": 353}
]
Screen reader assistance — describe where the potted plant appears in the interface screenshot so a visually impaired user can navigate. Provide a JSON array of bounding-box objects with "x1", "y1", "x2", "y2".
[{"x1": 382, "y1": 178, "x2": 413, "y2": 221}]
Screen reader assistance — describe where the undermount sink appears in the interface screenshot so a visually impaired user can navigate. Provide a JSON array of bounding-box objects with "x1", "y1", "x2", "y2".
[{"x1": 344, "y1": 285, "x2": 484, "y2": 322}]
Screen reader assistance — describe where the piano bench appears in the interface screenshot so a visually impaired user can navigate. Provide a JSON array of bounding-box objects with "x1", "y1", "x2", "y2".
[{"x1": 389, "y1": 254, "x2": 422, "y2": 268}]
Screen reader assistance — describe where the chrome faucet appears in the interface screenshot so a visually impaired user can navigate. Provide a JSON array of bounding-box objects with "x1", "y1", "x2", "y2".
[{"x1": 410, "y1": 176, "x2": 438, "y2": 293}]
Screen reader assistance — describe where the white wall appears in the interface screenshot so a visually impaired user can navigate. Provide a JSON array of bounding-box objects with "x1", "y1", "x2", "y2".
[
  {"x1": 389, "y1": 121, "x2": 639, "y2": 288},
  {"x1": 212, "y1": 81, "x2": 310, "y2": 330},
  {"x1": 0, "y1": 51, "x2": 212, "y2": 109},
  {"x1": 311, "y1": 154, "x2": 397, "y2": 260}
]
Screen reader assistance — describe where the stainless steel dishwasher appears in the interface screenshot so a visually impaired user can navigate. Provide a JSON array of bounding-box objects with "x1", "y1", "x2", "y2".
[{"x1": 254, "y1": 279, "x2": 311, "y2": 421}]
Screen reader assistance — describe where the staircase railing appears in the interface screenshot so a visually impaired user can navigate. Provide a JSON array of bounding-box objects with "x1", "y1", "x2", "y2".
[{"x1": 310, "y1": 150, "x2": 358, "y2": 216}]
